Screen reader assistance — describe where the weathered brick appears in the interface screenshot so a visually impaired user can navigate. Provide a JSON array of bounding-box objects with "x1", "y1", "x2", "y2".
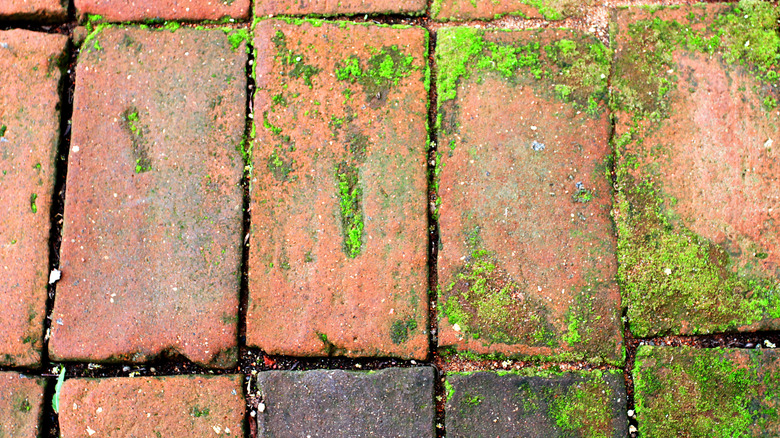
[
  {"x1": 612, "y1": 3, "x2": 780, "y2": 337},
  {"x1": 75, "y1": 0, "x2": 249, "y2": 23},
  {"x1": 255, "y1": 0, "x2": 426, "y2": 17},
  {"x1": 446, "y1": 369, "x2": 628, "y2": 437},
  {"x1": 247, "y1": 20, "x2": 429, "y2": 359},
  {"x1": 59, "y1": 374, "x2": 245, "y2": 437},
  {"x1": 0, "y1": 0, "x2": 67, "y2": 22},
  {"x1": 431, "y1": 0, "x2": 592, "y2": 21},
  {"x1": 255, "y1": 367, "x2": 435, "y2": 437},
  {"x1": 436, "y1": 27, "x2": 621, "y2": 364},
  {"x1": 0, "y1": 372, "x2": 46, "y2": 438},
  {"x1": 0, "y1": 30, "x2": 67, "y2": 367},
  {"x1": 50, "y1": 27, "x2": 247, "y2": 368},
  {"x1": 634, "y1": 346, "x2": 780, "y2": 436}
]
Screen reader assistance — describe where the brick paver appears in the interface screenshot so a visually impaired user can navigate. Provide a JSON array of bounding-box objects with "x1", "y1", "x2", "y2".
[
  {"x1": 255, "y1": 367, "x2": 435, "y2": 437},
  {"x1": 255, "y1": 0, "x2": 426, "y2": 17},
  {"x1": 612, "y1": 3, "x2": 780, "y2": 337},
  {"x1": 445, "y1": 369, "x2": 628, "y2": 437},
  {"x1": 0, "y1": 0, "x2": 66, "y2": 22},
  {"x1": 0, "y1": 30, "x2": 67, "y2": 367},
  {"x1": 0, "y1": 372, "x2": 46, "y2": 438},
  {"x1": 248, "y1": 20, "x2": 429, "y2": 359},
  {"x1": 634, "y1": 346, "x2": 780, "y2": 436},
  {"x1": 59, "y1": 374, "x2": 244, "y2": 437},
  {"x1": 431, "y1": 0, "x2": 591, "y2": 21},
  {"x1": 75, "y1": 0, "x2": 249, "y2": 23},
  {"x1": 435, "y1": 27, "x2": 621, "y2": 364},
  {"x1": 50, "y1": 26, "x2": 246, "y2": 368}
]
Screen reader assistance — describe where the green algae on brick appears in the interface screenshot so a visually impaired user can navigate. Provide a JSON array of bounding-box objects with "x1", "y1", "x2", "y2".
[
  {"x1": 435, "y1": 26, "x2": 610, "y2": 119},
  {"x1": 431, "y1": 0, "x2": 591, "y2": 21},
  {"x1": 335, "y1": 45, "x2": 417, "y2": 102},
  {"x1": 634, "y1": 346, "x2": 780, "y2": 437},
  {"x1": 271, "y1": 30, "x2": 321, "y2": 87},
  {"x1": 445, "y1": 369, "x2": 627, "y2": 437},
  {"x1": 335, "y1": 162, "x2": 364, "y2": 258}
]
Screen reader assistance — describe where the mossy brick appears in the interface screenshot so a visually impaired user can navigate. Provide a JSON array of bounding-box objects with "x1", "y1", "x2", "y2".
[
  {"x1": 50, "y1": 27, "x2": 246, "y2": 368},
  {"x1": 75, "y1": 0, "x2": 249, "y2": 23},
  {"x1": 0, "y1": 0, "x2": 66, "y2": 22},
  {"x1": 445, "y1": 369, "x2": 627, "y2": 438},
  {"x1": 0, "y1": 30, "x2": 67, "y2": 368},
  {"x1": 612, "y1": 3, "x2": 780, "y2": 338},
  {"x1": 634, "y1": 346, "x2": 780, "y2": 437},
  {"x1": 435, "y1": 27, "x2": 622, "y2": 365},
  {"x1": 248, "y1": 20, "x2": 429, "y2": 360},
  {"x1": 431, "y1": 0, "x2": 592, "y2": 21},
  {"x1": 255, "y1": 367, "x2": 435, "y2": 437},
  {"x1": 58, "y1": 374, "x2": 244, "y2": 438},
  {"x1": 255, "y1": 0, "x2": 426, "y2": 17},
  {"x1": 0, "y1": 372, "x2": 46, "y2": 438}
]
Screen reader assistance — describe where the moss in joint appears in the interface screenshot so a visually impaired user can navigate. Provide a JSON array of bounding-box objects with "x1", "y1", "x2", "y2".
[{"x1": 335, "y1": 162, "x2": 364, "y2": 259}]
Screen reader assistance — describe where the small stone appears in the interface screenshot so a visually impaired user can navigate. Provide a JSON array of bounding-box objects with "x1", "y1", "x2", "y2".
[{"x1": 49, "y1": 269, "x2": 61, "y2": 285}]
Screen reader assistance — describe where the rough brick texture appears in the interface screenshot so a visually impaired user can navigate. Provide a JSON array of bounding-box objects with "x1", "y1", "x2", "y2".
[
  {"x1": 0, "y1": 372, "x2": 46, "y2": 438},
  {"x1": 0, "y1": 0, "x2": 67, "y2": 22},
  {"x1": 0, "y1": 29, "x2": 67, "y2": 367},
  {"x1": 248, "y1": 20, "x2": 429, "y2": 360},
  {"x1": 255, "y1": 0, "x2": 426, "y2": 17},
  {"x1": 431, "y1": 0, "x2": 592, "y2": 21},
  {"x1": 51, "y1": 27, "x2": 247, "y2": 368},
  {"x1": 75, "y1": 0, "x2": 249, "y2": 23}
]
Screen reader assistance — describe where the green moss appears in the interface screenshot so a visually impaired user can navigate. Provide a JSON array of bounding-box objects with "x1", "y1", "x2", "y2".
[
  {"x1": 444, "y1": 379, "x2": 456, "y2": 402},
  {"x1": 122, "y1": 108, "x2": 152, "y2": 173},
  {"x1": 223, "y1": 28, "x2": 250, "y2": 52},
  {"x1": 335, "y1": 162, "x2": 364, "y2": 258},
  {"x1": 267, "y1": 148, "x2": 294, "y2": 182},
  {"x1": 163, "y1": 21, "x2": 181, "y2": 32},
  {"x1": 335, "y1": 45, "x2": 416, "y2": 101},
  {"x1": 271, "y1": 30, "x2": 321, "y2": 87},
  {"x1": 634, "y1": 346, "x2": 780, "y2": 437},
  {"x1": 390, "y1": 318, "x2": 418, "y2": 344},
  {"x1": 190, "y1": 406, "x2": 210, "y2": 417},
  {"x1": 0, "y1": 125, "x2": 6, "y2": 137},
  {"x1": 29, "y1": 193, "x2": 37, "y2": 213},
  {"x1": 436, "y1": 27, "x2": 610, "y2": 120}
]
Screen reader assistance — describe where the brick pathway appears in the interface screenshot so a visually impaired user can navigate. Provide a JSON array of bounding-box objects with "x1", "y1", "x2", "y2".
[{"x1": 0, "y1": 0, "x2": 778, "y2": 436}]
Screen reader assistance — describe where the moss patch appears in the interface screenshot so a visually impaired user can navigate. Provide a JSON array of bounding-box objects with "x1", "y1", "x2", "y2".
[
  {"x1": 634, "y1": 346, "x2": 780, "y2": 437},
  {"x1": 335, "y1": 45, "x2": 416, "y2": 103},
  {"x1": 390, "y1": 318, "x2": 418, "y2": 344},
  {"x1": 271, "y1": 30, "x2": 321, "y2": 87},
  {"x1": 335, "y1": 162, "x2": 363, "y2": 259}
]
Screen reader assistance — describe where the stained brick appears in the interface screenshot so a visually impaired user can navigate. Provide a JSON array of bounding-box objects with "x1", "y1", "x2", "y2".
[
  {"x1": 255, "y1": 0, "x2": 426, "y2": 17},
  {"x1": 50, "y1": 27, "x2": 247, "y2": 368},
  {"x1": 0, "y1": 29, "x2": 67, "y2": 367},
  {"x1": 0, "y1": 0, "x2": 67, "y2": 22},
  {"x1": 431, "y1": 0, "x2": 592, "y2": 21},
  {"x1": 75, "y1": 0, "x2": 249, "y2": 23},
  {"x1": 247, "y1": 20, "x2": 429, "y2": 360},
  {"x1": 0, "y1": 372, "x2": 46, "y2": 438}
]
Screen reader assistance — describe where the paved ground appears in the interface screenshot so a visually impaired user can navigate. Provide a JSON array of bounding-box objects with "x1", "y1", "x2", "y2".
[{"x1": 0, "y1": 0, "x2": 779, "y2": 437}]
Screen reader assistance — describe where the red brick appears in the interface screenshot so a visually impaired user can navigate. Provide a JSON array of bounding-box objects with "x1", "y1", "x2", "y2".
[
  {"x1": 75, "y1": 0, "x2": 249, "y2": 22},
  {"x1": 0, "y1": 372, "x2": 45, "y2": 438},
  {"x1": 0, "y1": 30, "x2": 67, "y2": 367},
  {"x1": 0, "y1": 0, "x2": 67, "y2": 22},
  {"x1": 436, "y1": 27, "x2": 621, "y2": 364},
  {"x1": 612, "y1": 4, "x2": 780, "y2": 337},
  {"x1": 431, "y1": 0, "x2": 592, "y2": 21},
  {"x1": 50, "y1": 27, "x2": 247, "y2": 368},
  {"x1": 59, "y1": 374, "x2": 244, "y2": 438},
  {"x1": 248, "y1": 20, "x2": 429, "y2": 360},
  {"x1": 255, "y1": 0, "x2": 426, "y2": 17}
]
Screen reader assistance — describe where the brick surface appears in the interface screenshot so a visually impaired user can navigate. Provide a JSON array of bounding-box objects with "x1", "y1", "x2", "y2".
[
  {"x1": 59, "y1": 374, "x2": 244, "y2": 438},
  {"x1": 431, "y1": 0, "x2": 592, "y2": 21},
  {"x1": 255, "y1": 0, "x2": 426, "y2": 17},
  {"x1": 248, "y1": 20, "x2": 429, "y2": 359},
  {"x1": 0, "y1": 372, "x2": 46, "y2": 438},
  {"x1": 75, "y1": 0, "x2": 249, "y2": 23},
  {"x1": 50, "y1": 27, "x2": 246, "y2": 368},
  {"x1": 0, "y1": 30, "x2": 67, "y2": 367},
  {"x1": 435, "y1": 27, "x2": 621, "y2": 364},
  {"x1": 445, "y1": 369, "x2": 628, "y2": 437},
  {"x1": 612, "y1": 4, "x2": 780, "y2": 337},
  {"x1": 255, "y1": 367, "x2": 435, "y2": 437},
  {"x1": 634, "y1": 346, "x2": 780, "y2": 436},
  {"x1": 0, "y1": 0, "x2": 66, "y2": 22}
]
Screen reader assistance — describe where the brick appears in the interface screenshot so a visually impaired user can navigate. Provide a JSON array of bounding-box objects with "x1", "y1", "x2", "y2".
[
  {"x1": 0, "y1": 0, "x2": 66, "y2": 22},
  {"x1": 431, "y1": 0, "x2": 592, "y2": 21},
  {"x1": 0, "y1": 372, "x2": 46, "y2": 438},
  {"x1": 248, "y1": 20, "x2": 429, "y2": 359},
  {"x1": 50, "y1": 27, "x2": 247, "y2": 368},
  {"x1": 0, "y1": 30, "x2": 67, "y2": 367},
  {"x1": 612, "y1": 4, "x2": 780, "y2": 337},
  {"x1": 255, "y1": 367, "x2": 435, "y2": 437},
  {"x1": 435, "y1": 27, "x2": 621, "y2": 364},
  {"x1": 445, "y1": 369, "x2": 628, "y2": 437},
  {"x1": 75, "y1": 0, "x2": 249, "y2": 23},
  {"x1": 255, "y1": 0, "x2": 426, "y2": 17},
  {"x1": 59, "y1": 374, "x2": 245, "y2": 437},
  {"x1": 634, "y1": 346, "x2": 780, "y2": 436}
]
